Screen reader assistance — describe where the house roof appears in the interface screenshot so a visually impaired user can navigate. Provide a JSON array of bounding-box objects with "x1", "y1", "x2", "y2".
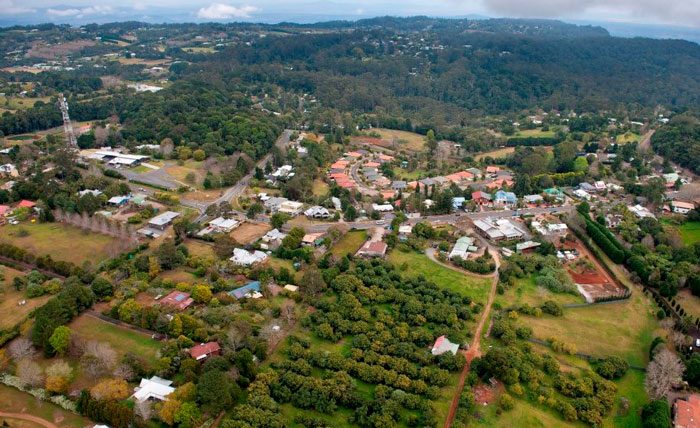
[
  {"x1": 676, "y1": 395, "x2": 700, "y2": 428},
  {"x1": 229, "y1": 281, "x2": 261, "y2": 299},
  {"x1": 0, "y1": 205, "x2": 10, "y2": 215},
  {"x1": 148, "y1": 211, "x2": 180, "y2": 227},
  {"x1": 132, "y1": 376, "x2": 174, "y2": 402},
  {"x1": 359, "y1": 240, "x2": 388, "y2": 256},
  {"x1": 230, "y1": 248, "x2": 268, "y2": 266},
  {"x1": 486, "y1": 166, "x2": 500, "y2": 173},
  {"x1": 472, "y1": 191, "x2": 491, "y2": 200},
  {"x1": 431, "y1": 335, "x2": 459, "y2": 355},
  {"x1": 364, "y1": 161, "x2": 380, "y2": 168},
  {"x1": 159, "y1": 290, "x2": 194, "y2": 310},
  {"x1": 189, "y1": 342, "x2": 221, "y2": 360},
  {"x1": 673, "y1": 201, "x2": 696, "y2": 209},
  {"x1": 17, "y1": 200, "x2": 36, "y2": 208}
]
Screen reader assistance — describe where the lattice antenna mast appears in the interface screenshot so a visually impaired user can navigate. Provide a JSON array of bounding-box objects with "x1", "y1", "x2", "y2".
[{"x1": 58, "y1": 93, "x2": 77, "y2": 147}]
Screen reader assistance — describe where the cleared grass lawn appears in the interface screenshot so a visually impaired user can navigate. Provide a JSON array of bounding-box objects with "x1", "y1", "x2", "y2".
[
  {"x1": 0, "y1": 222, "x2": 117, "y2": 265},
  {"x1": 184, "y1": 239, "x2": 215, "y2": 258},
  {"x1": 474, "y1": 147, "x2": 515, "y2": 161},
  {"x1": 388, "y1": 250, "x2": 492, "y2": 304},
  {"x1": 392, "y1": 167, "x2": 424, "y2": 180},
  {"x1": 494, "y1": 274, "x2": 585, "y2": 310},
  {"x1": 616, "y1": 132, "x2": 641, "y2": 143},
  {"x1": 69, "y1": 314, "x2": 161, "y2": 364},
  {"x1": 0, "y1": 95, "x2": 51, "y2": 110},
  {"x1": 0, "y1": 384, "x2": 90, "y2": 428},
  {"x1": 312, "y1": 178, "x2": 329, "y2": 197},
  {"x1": 475, "y1": 395, "x2": 579, "y2": 427},
  {"x1": 0, "y1": 279, "x2": 52, "y2": 330},
  {"x1": 374, "y1": 128, "x2": 426, "y2": 152},
  {"x1": 523, "y1": 287, "x2": 660, "y2": 367},
  {"x1": 678, "y1": 221, "x2": 700, "y2": 245},
  {"x1": 165, "y1": 161, "x2": 205, "y2": 187},
  {"x1": 329, "y1": 231, "x2": 366, "y2": 257}
]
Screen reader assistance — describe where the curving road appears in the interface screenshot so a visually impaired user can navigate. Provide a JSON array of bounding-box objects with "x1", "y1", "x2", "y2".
[{"x1": 0, "y1": 412, "x2": 60, "y2": 428}]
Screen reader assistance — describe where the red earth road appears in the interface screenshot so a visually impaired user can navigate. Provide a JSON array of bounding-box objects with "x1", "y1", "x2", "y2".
[{"x1": 0, "y1": 412, "x2": 60, "y2": 428}]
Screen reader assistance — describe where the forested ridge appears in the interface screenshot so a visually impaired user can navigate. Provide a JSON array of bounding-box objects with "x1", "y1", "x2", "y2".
[{"x1": 651, "y1": 112, "x2": 700, "y2": 174}]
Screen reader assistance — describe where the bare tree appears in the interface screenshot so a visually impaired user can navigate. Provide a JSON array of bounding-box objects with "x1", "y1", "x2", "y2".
[
  {"x1": 8, "y1": 338, "x2": 38, "y2": 361},
  {"x1": 645, "y1": 348, "x2": 685, "y2": 399},
  {"x1": 134, "y1": 400, "x2": 153, "y2": 421},
  {"x1": 16, "y1": 359, "x2": 44, "y2": 388},
  {"x1": 46, "y1": 360, "x2": 72, "y2": 379},
  {"x1": 280, "y1": 301, "x2": 296, "y2": 325},
  {"x1": 225, "y1": 321, "x2": 252, "y2": 352},
  {"x1": 113, "y1": 363, "x2": 136, "y2": 381},
  {"x1": 80, "y1": 341, "x2": 117, "y2": 377}
]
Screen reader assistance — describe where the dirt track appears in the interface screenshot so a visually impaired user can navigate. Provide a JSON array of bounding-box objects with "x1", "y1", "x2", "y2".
[
  {"x1": 0, "y1": 412, "x2": 59, "y2": 428},
  {"x1": 443, "y1": 248, "x2": 500, "y2": 428}
]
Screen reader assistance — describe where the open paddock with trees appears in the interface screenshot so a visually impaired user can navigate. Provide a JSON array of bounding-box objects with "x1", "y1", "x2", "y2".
[
  {"x1": 372, "y1": 128, "x2": 426, "y2": 152},
  {"x1": 388, "y1": 249, "x2": 492, "y2": 304},
  {"x1": 329, "y1": 231, "x2": 367, "y2": 257},
  {"x1": 0, "y1": 384, "x2": 90, "y2": 428},
  {"x1": 0, "y1": 268, "x2": 53, "y2": 330},
  {"x1": 494, "y1": 274, "x2": 585, "y2": 310}
]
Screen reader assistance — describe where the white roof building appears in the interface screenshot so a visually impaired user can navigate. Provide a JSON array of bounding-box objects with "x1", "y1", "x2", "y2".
[
  {"x1": 304, "y1": 206, "x2": 331, "y2": 218},
  {"x1": 77, "y1": 189, "x2": 103, "y2": 197},
  {"x1": 230, "y1": 248, "x2": 268, "y2": 266},
  {"x1": 474, "y1": 218, "x2": 526, "y2": 241},
  {"x1": 148, "y1": 211, "x2": 181, "y2": 229},
  {"x1": 209, "y1": 217, "x2": 239, "y2": 232},
  {"x1": 278, "y1": 200, "x2": 304, "y2": 216},
  {"x1": 573, "y1": 189, "x2": 592, "y2": 200},
  {"x1": 449, "y1": 236, "x2": 476, "y2": 260},
  {"x1": 262, "y1": 228, "x2": 287, "y2": 242},
  {"x1": 629, "y1": 204, "x2": 656, "y2": 219},
  {"x1": 431, "y1": 335, "x2": 459, "y2": 356},
  {"x1": 132, "y1": 376, "x2": 174, "y2": 402},
  {"x1": 372, "y1": 203, "x2": 394, "y2": 212},
  {"x1": 331, "y1": 197, "x2": 342, "y2": 211}
]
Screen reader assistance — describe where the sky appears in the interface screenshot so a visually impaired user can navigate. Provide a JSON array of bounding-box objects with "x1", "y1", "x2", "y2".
[{"x1": 0, "y1": 0, "x2": 699, "y2": 31}]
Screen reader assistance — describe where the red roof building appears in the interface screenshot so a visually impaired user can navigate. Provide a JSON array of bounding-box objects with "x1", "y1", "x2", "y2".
[
  {"x1": 472, "y1": 191, "x2": 492, "y2": 204},
  {"x1": 675, "y1": 395, "x2": 700, "y2": 428},
  {"x1": 357, "y1": 240, "x2": 388, "y2": 258},
  {"x1": 0, "y1": 205, "x2": 9, "y2": 216},
  {"x1": 378, "y1": 154, "x2": 394, "y2": 162},
  {"x1": 486, "y1": 166, "x2": 500, "y2": 174},
  {"x1": 189, "y1": 342, "x2": 221, "y2": 361},
  {"x1": 159, "y1": 290, "x2": 194, "y2": 311},
  {"x1": 17, "y1": 200, "x2": 36, "y2": 208}
]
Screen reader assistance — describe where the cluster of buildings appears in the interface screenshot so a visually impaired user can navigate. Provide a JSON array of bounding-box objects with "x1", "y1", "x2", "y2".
[
  {"x1": 474, "y1": 218, "x2": 528, "y2": 241},
  {"x1": 196, "y1": 216, "x2": 240, "y2": 237},
  {"x1": 259, "y1": 195, "x2": 304, "y2": 217},
  {"x1": 136, "y1": 211, "x2": 180, "y2": 238},
  {"x1": 83, "y1": 149, "x2": 151, "y2": 167},
  {"x1": 265, "y1": 165, "x2": 295, "y2": 185}
]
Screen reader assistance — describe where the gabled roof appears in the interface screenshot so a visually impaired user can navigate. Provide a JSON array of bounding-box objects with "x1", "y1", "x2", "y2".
[
  {"x1": 189, "y1": 342, "x2": 221, "y2": 360},
  {"x1": 229, "y1": 282, "x2": 261, "y2": 299},
  {"x1": 17, "y1": 200, "x2": 36, "y2": 208}
]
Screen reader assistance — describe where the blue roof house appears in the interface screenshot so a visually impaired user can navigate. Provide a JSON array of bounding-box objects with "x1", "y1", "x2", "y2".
[
  {"x1": 452, "y1": 197, "x2": 466, "y2": 210},
  {"x1": 229, "y1": 281, "x2": 261, "y2": 300},
  {"x1": 494, "y1": 190, "x2": 517, "y2": 206}
]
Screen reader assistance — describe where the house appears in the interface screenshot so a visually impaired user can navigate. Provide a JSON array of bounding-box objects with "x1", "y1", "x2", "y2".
[
  {"x1": 474, "y1": 218, "x2": 526, "y2": 241},
  {"x1": 208, "y1": 217, "x2": 239, "y2": 233},
  {"x1": 278, "y1": 201, "x2": 304, "y2": 216},
  {"x1": 671, "y1": 201, "x2": 695, "y2": 215},
  {"x1": 229, "y1": 281, "x2": 262, "y2": 300},
  {"x1": 132, "y1": 376, "x2": 174, "y2": 402},
  {"x1": 159, "y1": 291, "x2": 194, "y2": 311},
  {"x1": 374, "y1": 177, "x2": 391, "y2": 188},
  {"x1": 452, "y1": 197, "x2": 466, "y2": 210},
  {"x1": 449, "y1": 236, "x2": 476, "y2": 260},
  {"x1": 544, "y1": 188, "x2": 564, "y2": 200},
  {"x1": 304, "y1": 206, "x2": 331, "y2": 219},
  {"x1": 302, "y1": 232, "x2": 325, "y2": 247},
  {"x1": 573, "y1": 189, "x2": 592, "y2": 201},
  {"x1": 523, "y1": 194, "x2": 544, "y2": 204},
  {"x1": 17, "y1": 200, "x2": 36, "y2": 209},
  {"x1": 0, "y1": 205, "x2": 10, "y2": 216},
  {"x1": 419, "y1": 178, "x2": 436, "y2": 188},
  {"x1": 378, "y1": 154, "x2": 394, "y2": 162},
  {"x1": 89, "y1": 151, "x2": 150, "y2": 167},
  {"x1": 372, "y1": 203, "x2": 393, "y2": 212},
  {"x1": 423, "y1": 199, "x2": 435, "y2": 208},
  {"x1": 594, "y1": 181, "x2": 606, "y2": 192},
  {"x1": 629, "y1": 204, "x2": 656, "y2": 219},
  {"x1": 466, "y1": 168, "x2": 482, "y2": 177},
  {"x1": 381, "y1": 191, "x2": 395, "y2": 200},
  {"x1": 433, "y1": 176, "x2": 450, "y2": 187},
  {"x1": 486, "y1": 166, "x2": 500, "y2": 174},
  {"x1": 391, "y1": 180, "x2": 407, "y2": 190},
  {"x1": 78, "y1": 189, "x2": 103, "y2": 198},
  {"x1": 108, "y1": 195, "x2": 130, "y2": 206},
  {"x1": 230, "y1": 248, "x2": 268, "y2": 266},
  {"x1": 579, "y1": 182, "x2": 596, "y2": 192},
  {"x1": 147, "y1": 211, "x2": 180, "y2": 230},
  {"x1": 263, "y1": 197, "x2": 288, "y2": 212},
  {"x1": 364, "y1": 161, "x2": 381, "y2": 168},
  {"x1": 472, "y1": 191, "x2": 492, "y2": 205},
  {"x1": 431, "y1": 335, "x2": 459, "y2": 356},
  {"x1": 546, "y1": 223, "x2": 568, "y2": 236},
  {"x1": 674, "y1": 394, "x2": 700, "y2": 428},
  {"x1": 261, "y1": 228, "x2": 287, "y2": 250},
  {"x1": 189, "y1": 342, "x2": 221, "y2": 361},
  {"x1": 284, "y1": 284, "x2": 298, "y2": 293},
  {"x1": 0, "y1": 163, "x2": 19, "y2": 177},
  {"x1": 331, "y1": 197, "x2": 342, "y2": 211},
  {"x1": 398, "y1": 224, "x2": 413, "y2": 238},
  {"x1": 516, "y1": 241, "x2": 541, "y2": 254},
  {"x1": 357, "y1": 240, "x2": 388, "y2": 258},
  {"x1": 494, "y1": 190, "x2": 517, "y2": 207}
]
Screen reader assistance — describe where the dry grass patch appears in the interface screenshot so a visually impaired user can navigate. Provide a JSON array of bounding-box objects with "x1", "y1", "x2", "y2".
[
  {"x1": 374, "y1": 128, "x2": 426, "y2": 152},
  {"x1": 231, "y1": 222, "x2": 271, "y2": 245}
]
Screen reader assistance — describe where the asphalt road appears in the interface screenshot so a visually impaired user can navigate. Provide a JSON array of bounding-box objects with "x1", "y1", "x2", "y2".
[{"x1": 349, "y1": 159, "x2": 378, "y2": 196}]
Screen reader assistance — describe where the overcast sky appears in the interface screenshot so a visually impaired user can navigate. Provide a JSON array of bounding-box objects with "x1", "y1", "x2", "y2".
[{"x1": 1, "y1": 0, "x2": 699, "y2": 29}]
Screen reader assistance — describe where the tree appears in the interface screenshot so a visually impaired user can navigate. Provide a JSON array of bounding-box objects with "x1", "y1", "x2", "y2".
[
  {"x1": 426, "y1": 129, "x2": 438, "y2": 155},
  {"x1": 49, "y1": 326, "x2": 72, "y2": 356},
  {"x1": 45, "y1": 360, "x2": 72, "y2": 393},
  {"x1": 198, "y1": 370, "x2": 234, "y2": 412},
  {"x1": 247, "y1": 203, "x2": 264, "y2": 219},
  {"x1": 193, "y1": 149, "x2": 206, "y2": 161},
  {"x1": 645, "y1": 348, "x2": 685, "y2": 399},
  {"x1": 214, "y1": 235, "x2": 238, "y2": 259},
  {"x1": 596, "y1": 356, "x2": 629, "y2": 380},
  {"x1": 192, "y1": 285, "x2": 213, "y2": 304},
  {"x1": 16, "y1": 359, "x2": 43, "y2": 388},
  {"x1": 91, "y1": 378, "x2": 130, "y2": 401},
  {"x1": 271, "y1": 213, "x2": 291, "y2": 229},
  {"x1": 158, "y1": 399, "x2": 182, "y2": 425},
  {"x1": 573, "y1": 156, "x2": 588, "y2": 173},
  {"x1": 174, "y1": 402, "x2": 201, "y2": 428},
  {"x1": 8, "y1": 337, "x2": 38, "y2": 361},
  {"x1": 300, "y1": 268, "x2": 325, "y2": 300},
  {"x1": 91, "y1": 277, "x2": 114, "y2": 298},
  {"x1": 641, "y1": 400, "x2": 671, "y2": 428},
  {"x1": 344, "y1": 205, "x2": 358, "y2": 221}
]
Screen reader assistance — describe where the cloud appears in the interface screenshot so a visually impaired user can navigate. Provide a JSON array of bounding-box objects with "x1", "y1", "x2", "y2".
[
  {"x1": 480, "y1": 0, "x2": 700, "y2": 27},
  {"x1": 0, "y1": 0, "x2": 35, "y2": 14},
  {"x1": 197, "y1": 3, "x2": 259, "y2": 19},
  {"x1": 47, "y1": 5, "x2": 113, "y2": 18}
]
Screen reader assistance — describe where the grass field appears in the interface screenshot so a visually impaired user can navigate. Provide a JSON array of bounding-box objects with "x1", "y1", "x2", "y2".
[
  {"x1": 474, "y1": 147, "x2": 515, "y2": 161},
  {"x1": 184, "y1": 240, "x2": 215, "y2": 258},
  {"x1": 0, "y1": 223, "x2": 117, "y2": 265},
  {"x1": 374, "y1": 128, "x2": 426, "y2": 152},
  {"x1": 231, "y1": 222, "x2": 271, "y2": 245},
  {"x1": 329, "y1": 231, "x2": 366, "y2": 257},
  {"x1": 165, "y1": 160, "x2": 205, "y2": 187},
  {"x1": 616, "y1": 132, "x2": 642, "y2": 143},
  {"x1": 0, "y1": 384, "x2": 90, "y2": 428},
  {"x1": 678, "y1": 221, "x2": 700, "y2": 245},
  {"x1": 392, "y1": 167, "x2": 424, "y2": 180},
  {"x1": 312, "y1": 178, "x2": 329, "y2": 197},
  {"x1": 69, "y1": 314, "x2": 161, "y2": 364},
  {"x1": 0, "y1": 95, "x2": 51, "y2": 111},
  {"x1": 523, "y1": 287, "x2": 660, "y2": 367},
  {"x1": 494, "y1": 274, "x2": 585, "y2": 310},
  {"x1": 182, "y1": 46, "x2": 216, "y2": 53},
  {"x1": 510, "y1": 128, "x2": 556, "y2": 139},
  {"x1": 388, "y1": 250, "x2": 492, "y2": 304},
  {"x1": 0, "y1": 270, "x2": 52, "y2": 330}
]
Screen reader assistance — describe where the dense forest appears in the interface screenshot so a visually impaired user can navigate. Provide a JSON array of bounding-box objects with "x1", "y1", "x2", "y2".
[{"x1": 651, "y1": 112, "x2": 700, "y2": 174}]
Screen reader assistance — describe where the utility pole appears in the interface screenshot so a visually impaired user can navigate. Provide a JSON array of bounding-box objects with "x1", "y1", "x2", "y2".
[{"x1": 58, "y1": 93, "x2": 77, "y2": 148}]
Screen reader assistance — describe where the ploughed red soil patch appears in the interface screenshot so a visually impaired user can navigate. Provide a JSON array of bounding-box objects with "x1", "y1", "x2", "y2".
[
  {"x1": 562, "y1": 238, "x2": 627, "y2": 299},
  {"x1": 352, "y1": 136, "x2": 393, "y2": 149},
  {"x1": 473, "y1": 381, "x2": 504, "y2": 406}
]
